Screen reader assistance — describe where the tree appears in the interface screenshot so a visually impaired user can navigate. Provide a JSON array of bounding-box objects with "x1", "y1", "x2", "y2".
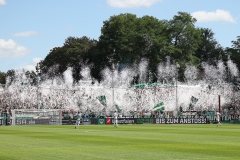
[
  {"x1": 135, "y1": 16, "x2": 169, "y2": 81},
  {"x1": 64, "y1": 36, "x2": 98, "y2": 83},
  {"x1": 98, "y1": 13, "x2": 168, "y2": 81},
  {"x1": 161, "y1": 12, "x2": 202, "y2": 80},
  {"x1": 0, "y1": 71, "x2": 6, "y2": 84},
  {"x1": 99, "y1": 13, "x2": 139, "y2": 65},
  {"x1": 38, "y1": 12, "x2": 232, "y2": 83},
  {"x1": 226, "y1": 36, "x2": 240, "y2": 72},
  {"x1": 40, "y1": 36, "x2": 97, "y2": 83},
  {"x1": 5, "y1": 70, "x2": 15, "y2": 85},
  {"x1": 165, "y1": 12, "x2": 202, "y2": 67},
  {"x1": 231, "y1": 36, "x2": 240, "y2": 50},
  {"x1": 40, "y1": 46, "x2": 67, "y2": 77},
  {"x1": 195, "y1": 28, "x2": 225, "y2": 66}
]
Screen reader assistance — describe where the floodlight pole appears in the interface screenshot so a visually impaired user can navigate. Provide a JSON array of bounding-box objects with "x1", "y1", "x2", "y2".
[
  {"x1": 176, "y1": 63, "x2": 179, "y2": 110},
  {"x1": 37, "y1": 75, "x2": 39, "y2": 110},
  {"x1": 112, "y1": 63, "x2": 115, "y2": 109},
  {"x1": 36, "y1": 63, "x2": 41, "y2": 110},
  {"x1": 176, "y1": 77, "x2": 178, "y2": 109},
  {"x1": 109, "y1": 48, "x2": 117, "y2": 114},
  {"x1": 218, "y1": 95, "x2": 221, "y2": 113},
  {"x1": 111, "y1": 49, "x2": 115, "y2": 111}
]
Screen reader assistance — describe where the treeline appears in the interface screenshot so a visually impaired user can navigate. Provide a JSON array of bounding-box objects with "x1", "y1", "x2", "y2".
[{"x1": 1, "y1": 12, "x2": 240, "y2": 84}]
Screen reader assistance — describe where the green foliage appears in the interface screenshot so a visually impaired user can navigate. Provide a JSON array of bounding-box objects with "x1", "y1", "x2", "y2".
[
  {"x1": 231, "y1": 36, "x2": 240, "y2": 49},
  {"x1": 99, "y1": 13, "x2": 140, "y2": 64},
  {"x1": 196, "y1": 28, "x2": 225, "y2": 66},
  {"x1": 165, "y1": 12, "x2": 201, "y2": 66},
  {"x1": 41, "y1": 36, "x2": 97, "y2": 82},
  {"x1": 0, "y1": 71, "x2": 6, "y2": 84},
  {"x1": 226, "y1": 36, "x2": 240, "y2": 71},
  {"x1": 99, "y1": 13, "x2": 170, "y2": 82},
  {"x1": 35, "y1": 12, "x2": 240, "y2": 83},
  {"x1": 5, "y1": 69, "x2": 15, "y2": 85}
]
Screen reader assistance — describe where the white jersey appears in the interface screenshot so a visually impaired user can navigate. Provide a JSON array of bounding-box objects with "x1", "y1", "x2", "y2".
[
  {"x1": 113, "y1": 112, "x2": 118, "y2": 120},
  {"x1": 216, "y1": 112, "x2": 221, "y2": 121},
  {"x1": 76, "y1": 113, "x2": 82, "y2": 120},
  {"x1": 75, "y1": 112, "x2": 82, "y2": 129}
]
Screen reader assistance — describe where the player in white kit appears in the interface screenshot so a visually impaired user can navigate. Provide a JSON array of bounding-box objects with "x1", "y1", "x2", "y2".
[
  {"x1": 216, "y1": 112, "x2": 221, "y2": 127},
  {"x1": 75, "y1": 111, "x2": 82, "y2": 129},
  {"x1": 113, "y1": 111, "x2": 118, "y2": 128}
]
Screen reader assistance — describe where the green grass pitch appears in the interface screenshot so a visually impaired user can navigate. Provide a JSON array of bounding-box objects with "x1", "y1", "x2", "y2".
[{"x1": 0, "y1": 124, "x2": 240, "y2": 160}]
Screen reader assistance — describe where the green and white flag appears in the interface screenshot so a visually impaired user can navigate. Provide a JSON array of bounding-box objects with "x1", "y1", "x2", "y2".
[
  {"x1": 115, "y1": 104, "x2": 122, "y2": 112},
  {"x1": 190, "y1": 96, "x2": 198, "y2": 104},
  {"x1": 152, "y1": 102, "x2": 165, "y2": 111},
  {"x1": 97, "y1": 95, "x2": 106, "y2": 106}
]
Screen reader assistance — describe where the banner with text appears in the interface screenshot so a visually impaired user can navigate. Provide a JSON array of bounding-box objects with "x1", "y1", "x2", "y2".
[{"x1": 155, "y1": 118, "x2": 207, "y2": 124}]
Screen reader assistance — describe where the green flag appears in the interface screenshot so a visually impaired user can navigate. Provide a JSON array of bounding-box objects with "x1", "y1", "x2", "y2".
[
  {"x1": 190, "y1": 96, "x2": 198, "y2": 104},
  {"x1": 152, "y1": 102, "x2": 165, "y2": 111},
  {"x1": 115, "y1": 104, "x2": 122, "y2": 112},
  {"x1": 134, "y1": 83, "x2": 146, "y2": 88},
  {"x1": 97, "y1": 95, "x2": 106, "y2": 106}
]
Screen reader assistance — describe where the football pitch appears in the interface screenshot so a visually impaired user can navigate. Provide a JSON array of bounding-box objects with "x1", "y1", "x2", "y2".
[{"x1": 0, "y1": 124, "x2": 239, "y2": 160}]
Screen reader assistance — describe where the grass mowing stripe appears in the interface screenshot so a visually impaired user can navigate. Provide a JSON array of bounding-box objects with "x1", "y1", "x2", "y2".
[{"x1": 0, "y1": 124, "x2": 240, "y2": 160}]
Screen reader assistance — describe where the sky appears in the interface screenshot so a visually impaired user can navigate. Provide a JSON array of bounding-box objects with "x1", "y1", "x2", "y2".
[{"x1": 0, "y1": 0, "x2": 239, "y2": 72}]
